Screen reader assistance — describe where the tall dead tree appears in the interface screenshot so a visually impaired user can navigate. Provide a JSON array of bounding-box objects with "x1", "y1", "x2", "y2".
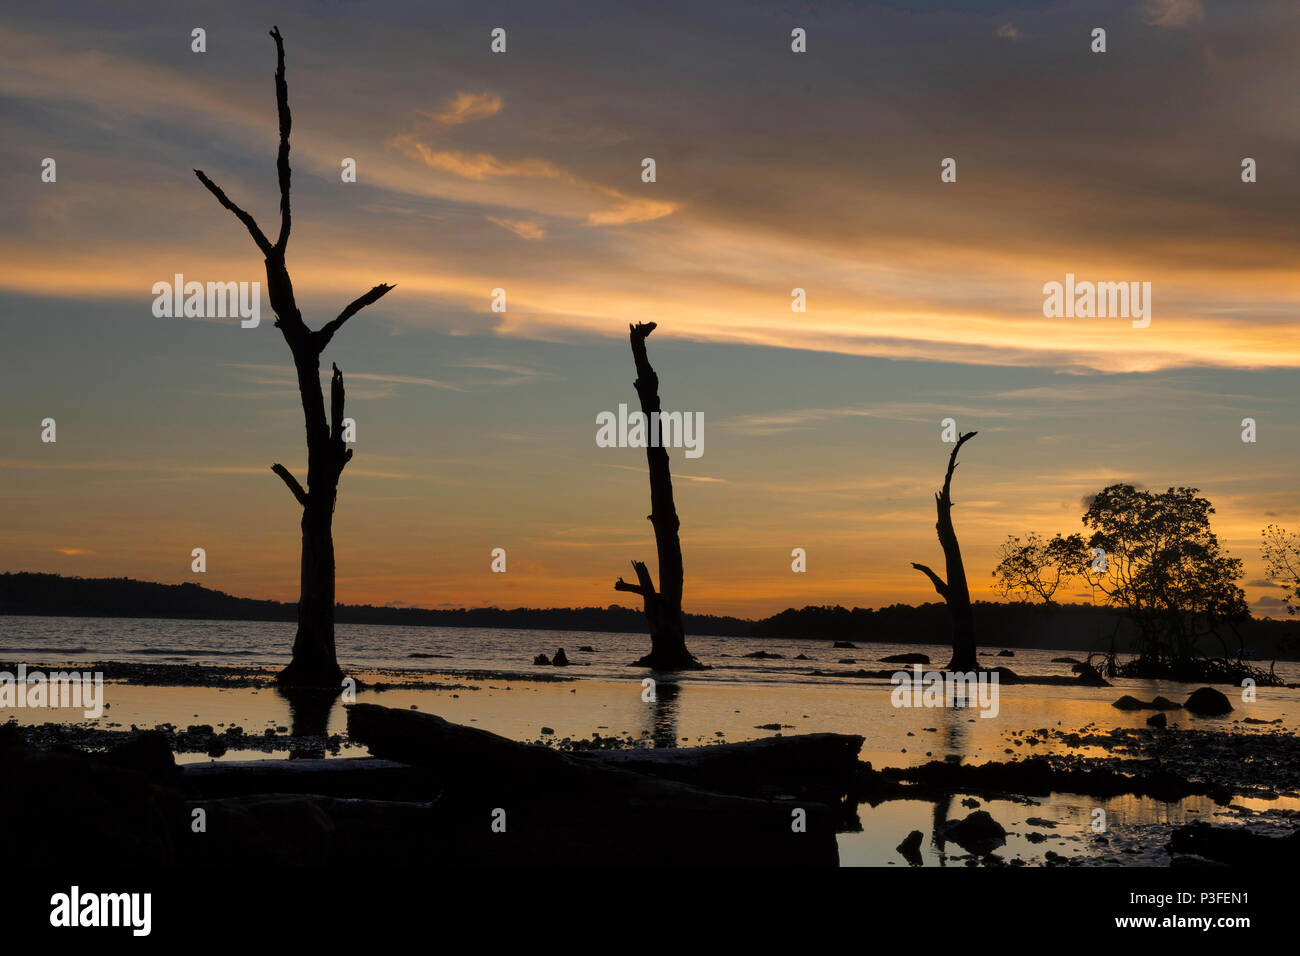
[
  {"x1": 195, "y1": 27, "x2": 393, "y2": 687},
  {"x1": 614, "y1": 322, "x2": 702, "y2": 670},
  {"x1": 911, "y1": 431, "x2": 979, "y2": 671}
]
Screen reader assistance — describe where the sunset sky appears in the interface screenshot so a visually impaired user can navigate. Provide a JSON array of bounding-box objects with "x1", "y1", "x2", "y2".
[{"x1": 1, "y1": 0, "x2": 1297, "y2": 618}]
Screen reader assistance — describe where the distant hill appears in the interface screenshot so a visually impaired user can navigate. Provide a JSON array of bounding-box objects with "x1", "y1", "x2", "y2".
[
  {"x1": 2, "y1": 571, "x2": 1297, "y2": 659},
  {"x1": 0, "y1": 572, "x2": 752, "y2": 636}
]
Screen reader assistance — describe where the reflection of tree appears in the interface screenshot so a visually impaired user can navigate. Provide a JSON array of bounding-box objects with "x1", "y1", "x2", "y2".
[
  {"x1": 642, "y1": 680, "x2": 681, "y2": 749},
  {"x1": 928, "y1": 703, "x2": 972, "y2": 867},
  {"x1": 276, "y1": 685, "x2": 337, "y2": 759}
]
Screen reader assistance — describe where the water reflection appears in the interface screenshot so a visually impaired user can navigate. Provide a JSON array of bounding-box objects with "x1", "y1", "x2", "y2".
[
  {"x1": 642, "y1": 679, "x2": 682, "y2": 749},
  {"x1": 276, "y1": 686, "x2": 338, "y2": 759}
]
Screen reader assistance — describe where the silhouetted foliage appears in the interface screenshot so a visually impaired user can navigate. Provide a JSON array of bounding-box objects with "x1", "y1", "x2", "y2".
[
  {"x1": 1080, "y1": 484, "x2": 1248, "y2": 668},
  {"x1": 1261, "y1": 524, "x2": 1300, "y2": 617},
  {"x1": 992, "y1": 532, "x2": 1089, "y2": 603}
]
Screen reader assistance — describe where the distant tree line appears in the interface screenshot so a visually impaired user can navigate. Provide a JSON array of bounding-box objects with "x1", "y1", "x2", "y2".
[{"x1": 3, "y1": 571, "x2": 1296, "y2": 658}]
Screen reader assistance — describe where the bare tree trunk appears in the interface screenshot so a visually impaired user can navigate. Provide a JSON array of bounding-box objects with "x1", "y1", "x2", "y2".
[
  {"x1": 911, "y1": 431, "x2": 979, "y2": 671},
  {"x1": 614, "y1": 322, "x2": 702, "y2": 670},
  {"x1": 195, "y1": 27, "x2": 393, "y2": 687}
]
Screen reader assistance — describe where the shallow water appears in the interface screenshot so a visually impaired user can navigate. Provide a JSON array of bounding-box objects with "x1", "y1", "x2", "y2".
[{"x1": 4, "y1": 616, "x2": 1298, "y2": 865}]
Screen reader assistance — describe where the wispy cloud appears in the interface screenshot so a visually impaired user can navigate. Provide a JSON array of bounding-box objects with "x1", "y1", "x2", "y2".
[
  {"x1": 487, "y1": 217, "x2": 546, "y2": 240},
  {"x1": 423, "y1": 91, "x2": 503, "y2": 126}
]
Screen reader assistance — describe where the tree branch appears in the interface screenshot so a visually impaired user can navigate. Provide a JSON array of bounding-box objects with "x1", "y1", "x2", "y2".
[
  {"x1": 193, "y1": 170, "x2": 272, "y2": 256},
  {"x1": 271, "y1": 463, "x2": 308, "y2": 506},
  {"x1": 270, "y1": 26, "x2": 292, "y2": 252},
  {"x1": 911, "y1": 562, "x2": 950, "y2": 600},
  {"x1": 615, "y1": 559, "x2": 657, "y2": 597},
  {"x1": 314, "y1": 283, "x2": 395, "y2": 353},
  {"x1": 330, "y1": 363, "x2": 346, "y2": 443},
  {"x1": 941, "y1": 430, "x2": 978, "y2": 502}
]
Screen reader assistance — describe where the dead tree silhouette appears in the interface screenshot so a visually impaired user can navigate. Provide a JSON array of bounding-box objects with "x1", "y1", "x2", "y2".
[
  {"x1": 613, "y1": 322, "x2": 702, "y2": 670},
  {"x1": 911, "y1": 431, "x2": 979, "y2": 671},
  {"x1": 194, "y1": 27, "x2": 393, "y2": 687}
]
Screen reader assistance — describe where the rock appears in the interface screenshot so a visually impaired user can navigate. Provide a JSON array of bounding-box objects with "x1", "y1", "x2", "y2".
[
  {"x1": 1051, "y1": 657, "x2": 1081, "y2": 665},
  {"x1": 1169, "y1": 821, "x2": 1299, "y2": 864},
  {"x1": 1114, "y1": 695, "x2": 1183, "y2": 711},
  {"x1": 577, "y1": 646, "x2": 595, "y2": 652},
  {"x1": 960, "y1": 797, "x2": 980, "y2": 809},
  {"x1": 832, "y1": 641, "x2": 856, "y2": 649},
  {"x1": 1184, "y1": 687, "x2": 1233, "y2": 716},
  {"x1": 104, "y1": 730, "x2": 179, "y2": 783},
  {"x1": 533, "y1": 653, "x2": 551, "y2": 665},
  {"x1": 939, "y1": 810, "x2": 1007, "y2": 854},
  {"x1": 837, "y1": 658, "x2": 856, "y2": 664},
  {"x1": 1146, "y1": 712, "x2": 1167, "y2": 728},
  {"x1": 552, "y1": 648, "x2": 570, "y2": 667},
  {"x1": 1025, "y1": 817, "x2": 1057, "y2": 828},
  {"x1": 541, "y1": 727, "x2": 555, "y2": 736},
  {"x1": 997, "y1": 649, "x2": 1015, "y2": 657},
  {"x1": 881, "y1": 653, "x2": 930, "y2": 665},
  {"x1": 794, "y1": 654, "x2": 810, "y2": 660},
  {"x1": 744, "y1": 650, "x2": 783, "y2": 659},
  {"x1": 896, "y1": 829, "x2": 923, "y2": 865}
]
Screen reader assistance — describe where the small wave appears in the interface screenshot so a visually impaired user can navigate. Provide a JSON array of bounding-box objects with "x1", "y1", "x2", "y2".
[
  {"x1": 130, "y1": 647, "x2": 258, "y2": 657},
  {"x1": 0, "y1": 646, "x2": 91, "y2": 654}
]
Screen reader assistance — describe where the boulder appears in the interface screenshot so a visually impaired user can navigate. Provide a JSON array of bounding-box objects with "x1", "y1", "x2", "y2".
[
  {"x1": 881, "y1": 653, "x2": 930, "y2": 665},
  {"x1": 1184, "y1": 687, "x2": 1233, "y2": 716},
  {"x1": 939, "y1": 810, "x2": 1007, "y2": 854},
  {"x1": 896, "y1": 829, "x2": 923, "y2": 865}
]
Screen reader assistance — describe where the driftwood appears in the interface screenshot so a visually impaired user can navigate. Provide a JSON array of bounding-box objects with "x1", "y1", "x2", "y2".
[
  {"x1": 346, "y1": 703, "x2": 840, "y2": 865},
  {"x1": 181, "y1": 757, "x2": 436, "y2": 801},
  {"x1": 576, "y1": 732, "x2": 863, "y2": 801}
]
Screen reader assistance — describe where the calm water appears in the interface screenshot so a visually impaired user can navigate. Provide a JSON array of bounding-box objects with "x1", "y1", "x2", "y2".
[{"x1": 5, "y1": 615, "x2": 1298, "y2": 865}]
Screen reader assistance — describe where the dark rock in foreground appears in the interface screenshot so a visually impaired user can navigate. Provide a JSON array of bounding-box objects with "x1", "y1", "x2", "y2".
[
  {"x1": 1168, "y1": 821, "x2": 1299, "y2": 865},
  {"x1": 896, "y1": 829, "x2": 923, "y2": 865},
  {"x1": 940, "y1": 810, "x2": 1007, "y2": 854},
  {"x1": 1184, "y1": 687, "x2": 1233, "y2": 716},
  {"x1": 347, "y1": 703, "x2": 847, "y2": 865}
]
